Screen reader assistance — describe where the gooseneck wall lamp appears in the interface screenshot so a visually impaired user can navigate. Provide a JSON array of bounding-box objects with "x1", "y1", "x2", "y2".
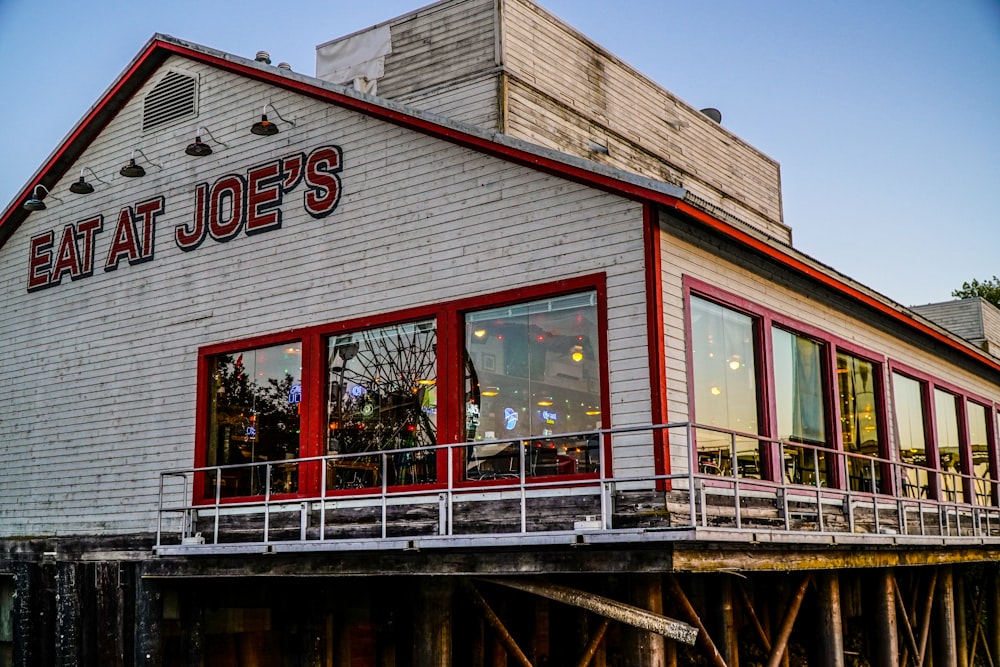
[
  {"x1": 69, "y1": 167, "x2": 108, "y2": 194},
  {"x1": 120, "y1": 148, "x2": 160, "y2": 178},
  {"x1": 185, "y1": 126, "x2": 229, "y2": 157},
  {"x1": 23, "y1": 185, "x2": 61, "y2": 211},
  {"x1": 251, "y1": 103, "x2": 295, "y2": 136}
]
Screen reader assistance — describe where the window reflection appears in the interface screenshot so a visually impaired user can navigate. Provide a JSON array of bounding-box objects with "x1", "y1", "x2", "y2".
[
  {"x1": 934, "y1": 389, "x2": 963, "y2": 502},
  {"x1": 464, "y1": 292, "x2": 601, "y2": 479},
  {"x1": 893, "y1": 373, "x2": 930, "y2": 497},
  {"x1": 207, "y1": 343, "x2": 303, "y2": 497},
  {"x1": 327, "y1": 320, "x2": 437, "y2": 489},
  {"x1": 690, "y1": 297, "x2": 762, "y2": 478},
  {"x1": 837, "y1": 352, "x2": 881, "y2": 492},
  {"x1": 968, "y1": 402, "x2": 993, "y2": 504}
]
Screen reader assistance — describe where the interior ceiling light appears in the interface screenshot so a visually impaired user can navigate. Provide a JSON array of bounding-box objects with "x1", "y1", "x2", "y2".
[
  {"x1": 251, "y1": 102, "x2": 296, "y2": 136},
  {"x1": 69, "y1": 166, "x2": 108, "y2": 194},
  {"x1": 185, "y1": 125, "x2": 228, "y2": 157},
  {"x1": 120, "y1": 148, "x2": 160, "y2": 178},
  {"x1": 23, "y1": 184, "x2": 60, "y2": 211}
]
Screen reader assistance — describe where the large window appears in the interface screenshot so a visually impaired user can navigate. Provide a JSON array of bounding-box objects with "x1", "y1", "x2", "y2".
[
  {"x1": 326, "y1": 320, "x2": 437, "y2": 489},
  {"x1": 196, "y1": 279, "x2": 607, "y2": 500},
  {"x1": 837, "y1": 352, "x2": 882, "y2": 491},
  {"x1": 690, "y1": 296, "x2": 762, "y2": 477},
  {"x1": 773, "y1": 328, "x2": 828, "y2": 485},
  {"x1": 206, "y1": 342, "x2": 303, "y2": 497},
  {"x1": 969, "y1": 402, "x2": 995, "y2": 504},
  {"x1": 934, "y1": 389, "x2": 963, "y2": 502},
  {"x1": 892, "y1": 372, "x2": 930, "y2": 498},
  {"x1": 464, "y1": 292, "x2": 602, "y2": 479}
]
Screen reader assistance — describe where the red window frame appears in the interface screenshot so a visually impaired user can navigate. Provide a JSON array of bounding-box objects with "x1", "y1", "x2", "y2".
[
  {"x1": 193, "y1": 274, "x2": 609, "y2": 503},
  {"x1": 684, "y1": 276, "x2": 892, "y2": 490}
]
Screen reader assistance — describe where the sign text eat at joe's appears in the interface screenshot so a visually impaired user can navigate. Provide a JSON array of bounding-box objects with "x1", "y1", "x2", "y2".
[{"x1": 26, "y1": 144, "x2": 342, "y2": 292}]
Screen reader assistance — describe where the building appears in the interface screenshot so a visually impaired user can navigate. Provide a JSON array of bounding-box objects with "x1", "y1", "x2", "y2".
[{"x1": 1, "y1": 0, "x2": 999, "y2": 665}]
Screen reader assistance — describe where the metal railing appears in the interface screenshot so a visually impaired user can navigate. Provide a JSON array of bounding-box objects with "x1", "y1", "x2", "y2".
[{"x1": 155, "y1": 423, "x2": 1000, "y2": 553}]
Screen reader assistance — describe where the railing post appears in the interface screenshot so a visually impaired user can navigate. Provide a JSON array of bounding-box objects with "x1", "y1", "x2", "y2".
[
  {"x1": 813, "y1": 446, "x2": 824, "y2": 533},
  {"x1": 870, "y1": 458, "x2": 880, "y2": 535},
  {"x1": 781, "y1": 442, "x2": 791, "y2": 532},
  {"x1": 320, "y1": 457, "x2": 328, "y2": 541},
  {"x1": 731, "y1": 431, "x2": 741, "y2": 530},
  {"x1": 519, "y1": 440, "x2": 528, "y2": 534},
  {"x1": 446, "y1": 445, "x2": 454, "y2": 536},
  {"x1": 156, "y1": 474, "x2": 164, "y2": 548},
  {"x1": 687, "y1": 423, "x2": 696, "y2": 529},
  {"x1": 214, "y1": 467, "x2": 222, "y2": 545},
  {"x1": 599, "y1": 430, "x2": 611, "y2": 530},
  {"x1": 263, "y1": 462, "x2": 271, "y2": 544},
  {"x1": 381, "y1": 452, "x2": 389, "y2": 540}
]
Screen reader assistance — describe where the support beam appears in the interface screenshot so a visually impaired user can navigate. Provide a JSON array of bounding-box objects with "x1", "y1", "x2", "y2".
[
  {"x1": 816, "y1": 572, "x2": 844, "y2": 667},
  {"x1": 414, "y1": 578, "x2": 454, "y2": 667},
  {"x1": 55, "y1": 561, "x2": 80, "y2": 667},
  {"x1": 575, "y1": 618, "x2": 611, "y2": 667},
  {"x1": 664, "y1": 574, "x2": 728, "y2": 667},
  {"x1": 893, "y1": 578, "x2": 922, "y2": 666},
  {"x1": 765, "y1": 574, "x2": 812, "y2": 667},
  {"x1": 467, "y1": 584, "x2": 532, "y2": 667},
  {"x1": 955, "y1": 569, "x2": 968, "y2": 667},
  {"x1": 483, "y1": 577, "x2": 698, "y2": 646},
  {"x1": 134, "y1": 570, "x2": 161, "y2": 667},
  {"x1": 990, "y1": 567, "x2": 1000, "y2": 667},
  {"x1": 738, "y1": 582, "x2": 771, "y2": 653},
  {"x1": 624, "y1": 573, "x2": 666, "y2": 666},
  {"x1": 917, "y1": 569, "x2": 938, "y2": 667},
  {"x1": 872, "y1": 570, "x2": 898, "y2": 667},
  {"x1": 934, "y1": 566, "x2": 959, "y2": 667},
  {"x1": 712, "y1": 576, "x2": 739, "y2": 667},
  {"x1": 968, "y1": 575, "x2": 989, "y2": 667},
  {"x1": 12, "y1": 562, "x2": 38, "y2": 667}
]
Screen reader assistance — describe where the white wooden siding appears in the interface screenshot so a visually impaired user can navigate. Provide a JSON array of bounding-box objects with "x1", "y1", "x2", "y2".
[{"x1": 0, "y1": 56, "x2": 653, "y2": 537}]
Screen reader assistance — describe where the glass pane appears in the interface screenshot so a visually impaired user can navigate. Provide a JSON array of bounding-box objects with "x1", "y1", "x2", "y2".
[
  {"x1": 935, "y1": 389, "x2": 962, "y2": 502},
  {"x1": 464, "y1": 292, "x2": 601, "y2": 479},
  {"x1": 690, "y1": 297, "x2": 761, "y2": 478},
  {"x1": 892, "y1": 373, "x2": 929, "y2": 497},
  {"x1": 837, "y1": 352, "x2": 881, "y2": 492},
  {"x1": 207, "y1": 343, "x2": 303, "y2": 497},
  {"x1": 773, "y1": 328, "x2": 827, "y2": 485},
  {"x1": 327, "y1": 320, "x2": 437, "y2": 488},
  {"x1": 968, "y1": 402, "x2": 993, "y2": 504}
]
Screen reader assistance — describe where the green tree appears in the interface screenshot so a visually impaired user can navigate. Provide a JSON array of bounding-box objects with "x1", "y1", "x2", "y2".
[{"x1": 952, "y1": 276, "x2": 1000, "y2": 308}]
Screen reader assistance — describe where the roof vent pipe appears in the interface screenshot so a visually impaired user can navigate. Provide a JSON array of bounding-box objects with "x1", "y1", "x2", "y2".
[
  {"x1": 277, "y1": 62, "x2": 292, "y2": 71},
  {"x1": 255, "y1": 50, "x2": 271, "y2": 64}
]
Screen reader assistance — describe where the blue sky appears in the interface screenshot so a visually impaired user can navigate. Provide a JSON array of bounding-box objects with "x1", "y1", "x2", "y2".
[{"x1": 1, "y1": 0, "x2": 997, "y2": 307}]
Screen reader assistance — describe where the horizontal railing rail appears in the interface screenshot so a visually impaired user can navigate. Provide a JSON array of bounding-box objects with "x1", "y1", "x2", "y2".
[{"x1": 155, "y1": 422, "x2": 1000, "y2": 552}]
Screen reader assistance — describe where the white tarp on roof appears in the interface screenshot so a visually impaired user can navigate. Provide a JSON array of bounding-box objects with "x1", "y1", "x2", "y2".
[{"x1": 316, "y1": 25, "x2": 392, "y2": 87}]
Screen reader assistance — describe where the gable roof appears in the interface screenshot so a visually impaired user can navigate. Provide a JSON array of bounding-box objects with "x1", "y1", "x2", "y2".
[{"x1": 2, "y1": 34, "x2": 998, "y2": 377}]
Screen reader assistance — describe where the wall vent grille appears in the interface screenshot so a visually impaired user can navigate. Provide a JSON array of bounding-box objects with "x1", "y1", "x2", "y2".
[{"x1": 143, "y1": 71, "x2": 198, "y2": 133}]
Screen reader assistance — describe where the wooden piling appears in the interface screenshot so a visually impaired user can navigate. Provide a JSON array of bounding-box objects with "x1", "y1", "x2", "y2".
[
  {"x1": 872, "y1": 570, "x2": 898, "y2": 667},
  {"x1": 624, "y1": 573, "x2": 666, "y2": 667},
  {"x1": 816, "y1": 572, "x2": 844, "y2": 667},
  {"x1": 933, "y1": 566, "x2": 958, "y2": 667},
  {"x1": 414, "y1": 578, "x2": 454, "y2": 667},
  {"x1": 955, "y1": 568, "x2": 968, "y2": 667}
]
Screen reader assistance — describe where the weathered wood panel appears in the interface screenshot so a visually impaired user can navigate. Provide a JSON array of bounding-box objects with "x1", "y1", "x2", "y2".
[{"x1": 500, "y1": 0, "x2": 786, "y2": 241}]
